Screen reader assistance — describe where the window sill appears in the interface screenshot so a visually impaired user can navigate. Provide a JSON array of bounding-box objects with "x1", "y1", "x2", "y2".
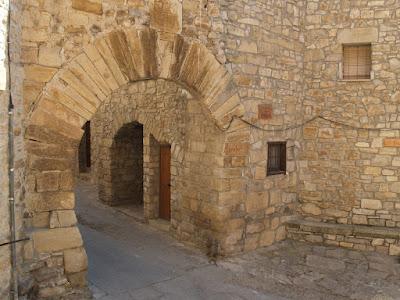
[
  {"x1": 338, "y1": 78, "x2": 372, "y2": 82},
  {"x1": 267, "y1": 171, "x2": 287, "y2": 177}
]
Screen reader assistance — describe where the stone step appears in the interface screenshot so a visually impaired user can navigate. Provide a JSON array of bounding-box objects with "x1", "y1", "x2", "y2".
[
  {"x1": 286, "y1": 219, "x2": 400, "y2": 239},
  {"x1": 286, "y1": 219, "x2": 400, "y2": 256}
]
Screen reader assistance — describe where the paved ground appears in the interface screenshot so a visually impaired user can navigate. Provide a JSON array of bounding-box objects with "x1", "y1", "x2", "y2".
[
  {"x1": 75, "y1": 180, "x2": 285, "y2": 300},
  {"x1": 75, "y1": 180, "x2": 400, "y2": 300},
  {"x1": 221, "y1": 241, "x2": 400, "y2": 300}
]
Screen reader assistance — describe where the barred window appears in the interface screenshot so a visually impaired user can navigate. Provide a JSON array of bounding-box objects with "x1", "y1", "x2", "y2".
[
  {"x1": 343, "y1": 44, "x2": 372, "y2": 80},
  {"x1": 267, "y1": 142, "x2": 286, "y2": 176}
]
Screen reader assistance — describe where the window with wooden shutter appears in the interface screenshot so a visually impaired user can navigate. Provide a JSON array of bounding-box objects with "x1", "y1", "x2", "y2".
[
  {"x1": 267, "y1": 142, "x2": 286, "y2": 176},
  {"x1": 343, "y1": 44, "x2": 372, "y2": 80}
]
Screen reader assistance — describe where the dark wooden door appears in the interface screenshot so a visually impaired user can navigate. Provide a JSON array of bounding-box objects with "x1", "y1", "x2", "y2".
[{"x1": 159, "y1": 145, "x2": 171, "y2": 220}]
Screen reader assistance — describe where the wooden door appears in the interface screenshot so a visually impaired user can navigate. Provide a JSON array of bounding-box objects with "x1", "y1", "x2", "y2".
[{"x1": 159, "y1": 145, "x2": 171, "y2": 220}]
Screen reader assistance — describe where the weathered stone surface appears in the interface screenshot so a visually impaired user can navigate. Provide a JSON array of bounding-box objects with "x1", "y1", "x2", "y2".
[
  {"x1": 337, "y1": 28, "x2": 379, "y2": 44},
  {"x1": 306, "y1": 255, "x2": 345, "y2": 271},
  {"x1": 36, "y1": 171, "x2": 60, "y2": 192},
  {"x1": 72, "y1": 0, "x2": 102, "y2": 15},
  {"x1": 27, "y1": 192, "x2": 75, "y2": 213},
  {"x1": 50, "y1": 210, "x2": 78, "y2": 228},
  {"x1": 224, "y1": 143, "x2": 250, "y2": 156},
  {"x1": 384, "y1": 139, "x2": 400, "y2": 147},
  {"x1": 361, "y1": 199, "x2": 382, "y2": 210},
  {"x1": 64, "y1": 247, "x2": 88, "y2": 273},
  {"x1": 24, "y1": 65, "x2": 57, "y2": 83},
  {"x1": 389, "y1": 244, "x2": 400, "y2": 256},
  {"x1": 32, "y1": 227, "x2": 83, "y2": 253},
  {"x1": 150, "y1": 0, "x2": 182, "y2": 34},
  {"x1": 260, "y1": 230, "x2": 275, "y2": 247}
]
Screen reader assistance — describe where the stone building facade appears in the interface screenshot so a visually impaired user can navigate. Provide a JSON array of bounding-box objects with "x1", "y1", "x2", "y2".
[{"x1": 0, "y1": 0, "x2": 399, "y2": 298}]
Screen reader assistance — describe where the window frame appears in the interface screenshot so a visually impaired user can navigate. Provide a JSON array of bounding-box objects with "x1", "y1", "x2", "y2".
[
  {"x1": 341, "y1": 43, "x2": 372, "y2": 81},
  {"x1": 267, "y1": 141, "x2": 287, "y2": 176}
]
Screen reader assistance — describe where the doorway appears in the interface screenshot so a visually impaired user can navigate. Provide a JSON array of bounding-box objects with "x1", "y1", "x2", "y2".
[
  {"x1": 159, "y1": 145, "x2": 171, "y2": 220},
  {"x1": 78, "y1": 121, "x2": 91, "y2": 173}
]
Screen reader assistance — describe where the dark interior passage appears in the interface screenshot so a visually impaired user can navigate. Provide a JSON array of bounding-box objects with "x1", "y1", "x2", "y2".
[
  {"x1": 111, "y1": 122, "x2": 144, "y2": 206},
  {"x1": 79, "y1": 121, "x2": 91, "y2": 173}
]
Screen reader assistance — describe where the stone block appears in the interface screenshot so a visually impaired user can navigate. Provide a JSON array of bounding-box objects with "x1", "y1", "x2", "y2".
[
  {"x1": 24, "y1": 65, "x2": 58, "y2": 83},
  {"x1": 352, "y1": 215, "x2": 368, "y2": 225},
  {"x1": 389, "y1": 244, "x2": 400, "y2": 256},
  {"x1": 224, "y1": 143, "x2": 250, "y2": 156},
  {"x1": 38, "y1": 46, "x2": 62, "y2": 67},
  {"x1": 59, "y1": 171, "x2": 74, "y2": 190},
  {"x1": 389, "y1": 182, "x2": 400, "y2": 193},
  {"x1": 64, "y1": 247, "x2": 88, "y2": 273},
  {"x1": 246, "y1": 192, "x2": 268, "y2": 213},
  {"x1": 259, "y1": 230, "x2": 275, "y2": 247},
  {"x1": 72, "y1": 0, "x2": 102, "y2": 15},
  {"x1": 32, "y1": 227, "x2": 83, "y2": 253},
  {"x1": 32, "y1": 212, "x2": 50, "y2": 228},
  {"x1": 337, "y1": 28, "x2": 378, "y2": 44},
  {"x1": 36, "y1": 171, "x2": 59, "y2": 192},
  {"x1": 361, "y1": 199, "x2": 382, "y2": 210},
  {"x1": 301, "y1": 203, "x2": 321, "y2": 216},
  {"x1": 364, "y1": 166, "x2": 381, "y2": 176},
  {"x1": 384, "y1": 139, "x2": 400, "y2": 147},
  {"x1": 303, "y1": 127, "x2": 318, "y2": 139},
  {"x1": 67, "y1": 271, "x2": 87, "y2": 287},
  {"x1": 150, "y1": 0, "x2": 182, "y2": 34},
  {"x1": 238, "y1": 40, "x2": 257, "y2": 53},
  {"x1": 50, "y1": 210, "x2": 77, "y2": 228},
  {"x1": 27, "y1": 192, "x2": 75, "y2": 213}
]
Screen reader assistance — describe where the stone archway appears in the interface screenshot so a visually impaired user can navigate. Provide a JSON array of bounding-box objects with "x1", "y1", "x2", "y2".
[{"x1": 23, "y1": 27, "x2": 244, "y2": 297}]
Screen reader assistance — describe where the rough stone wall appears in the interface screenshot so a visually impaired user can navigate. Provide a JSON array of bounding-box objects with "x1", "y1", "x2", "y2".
[
  {"x1": 298, "y1": 1, "x2": 400, "y2": 230},
  {"x1": 215, "y1": 1, "x2": 306, "y2": 252},
  {"x1": 91, "y1": 79, "x2": 227, "y2": 247},
  {"x1": 93, "y1": 121, "x2": 144, "y2": 206}
]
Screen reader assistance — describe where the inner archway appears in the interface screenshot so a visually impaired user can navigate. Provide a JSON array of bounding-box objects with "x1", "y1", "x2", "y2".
[{"x1": 72, "y1": 78, "x2": 228, "y2": 297}]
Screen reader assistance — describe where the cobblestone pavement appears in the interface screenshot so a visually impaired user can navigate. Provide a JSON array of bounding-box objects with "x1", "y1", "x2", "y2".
[
  {"x1": 220, "y1": 241, "x2": 400, "y2": 300},
  {"x1": 76, "y1": 180, "x2": 400, "y2": 300}
]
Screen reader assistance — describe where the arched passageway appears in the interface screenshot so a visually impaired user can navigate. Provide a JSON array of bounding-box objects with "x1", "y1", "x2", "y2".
[{"x1": 23, "y1": 27, "x2": 246, "y2": 296}]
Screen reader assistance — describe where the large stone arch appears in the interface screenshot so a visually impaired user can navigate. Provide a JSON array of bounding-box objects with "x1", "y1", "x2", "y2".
[
  {"x1": 26, "y1": 27, "x2": 243, "y2": 137},
  {"x1": 23, "y1": 27, "x2": 244, "y2": 297}
]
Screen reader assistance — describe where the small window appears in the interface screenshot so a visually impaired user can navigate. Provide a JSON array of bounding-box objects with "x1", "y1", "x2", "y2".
[
  {"x1": 343, "y1": 44, "x2": 371, "y2": 80},
  {"x1": 267, "y1": 142, "x2": 286, "y2": 176}
]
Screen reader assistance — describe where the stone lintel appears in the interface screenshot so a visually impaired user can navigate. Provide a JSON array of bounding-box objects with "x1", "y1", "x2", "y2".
[{"x1": 337, "y1": 28, "x2": 379, "y2": 44}]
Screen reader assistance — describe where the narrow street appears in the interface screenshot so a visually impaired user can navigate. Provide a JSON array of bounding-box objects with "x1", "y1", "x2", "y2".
[
  {"x1": 75, "y1": 179, "x2": 400, "y2": 300},
  {"x1": 75, "y1": 180, "x2": 285, "y2": 300}
]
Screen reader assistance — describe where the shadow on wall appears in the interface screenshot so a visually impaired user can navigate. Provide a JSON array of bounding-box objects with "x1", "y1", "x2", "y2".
[{"x1": 111, "y1": 122, "x2": 144, "y2": 206}]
